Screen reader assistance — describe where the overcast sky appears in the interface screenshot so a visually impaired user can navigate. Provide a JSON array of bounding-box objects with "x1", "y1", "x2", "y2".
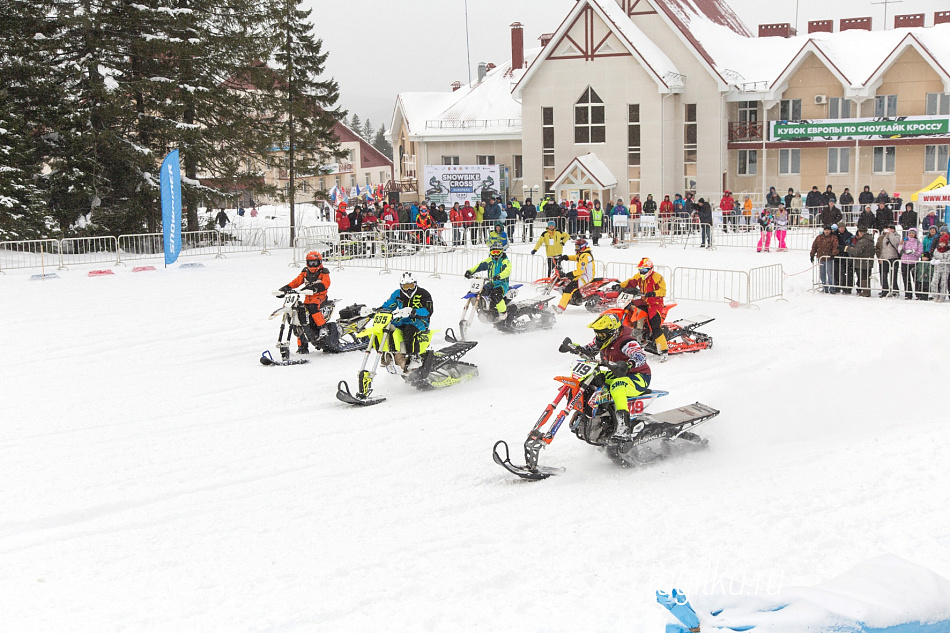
[{"x1": 305, "y1": 0, "x2": 946, "y2": 131}]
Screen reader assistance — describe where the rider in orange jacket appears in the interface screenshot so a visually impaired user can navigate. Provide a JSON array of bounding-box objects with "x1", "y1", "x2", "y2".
[{"x1": 277, "y1": 250, "x2": 331, "y2": 353}]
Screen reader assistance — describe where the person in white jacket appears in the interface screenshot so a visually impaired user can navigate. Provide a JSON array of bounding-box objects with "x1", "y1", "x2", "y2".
[
  {"x1": 774, "y1": 206, "x2": 789, "y2": 252},
  {"x1": 875, "y1": 225, "x2": 902, "y2": 297}
]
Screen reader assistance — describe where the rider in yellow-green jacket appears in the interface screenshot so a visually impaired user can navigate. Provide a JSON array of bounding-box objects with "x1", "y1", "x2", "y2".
[{"x1": 465, "y1": 245, "x2": 512, "y2": 315}]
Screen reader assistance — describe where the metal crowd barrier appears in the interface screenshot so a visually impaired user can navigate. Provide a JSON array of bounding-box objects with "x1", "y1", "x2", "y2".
[
  {"x1": 814, "y1": 255, "x2": 950, "y2": 301},
  {"x1": 749, "y1": 264, "x2": 785, "y2": 302},
  {"x1": 60, "y1": 236, "x2": 120, "y2": 268},
  {"x1": 671, "y1": 266, "x2": 749, "y2": 303},
  {"x1": 0, "y1": 239, "x2": 60, "y2": 273}
]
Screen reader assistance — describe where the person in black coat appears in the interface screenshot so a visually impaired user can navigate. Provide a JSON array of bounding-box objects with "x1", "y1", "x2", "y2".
[
  {"x1": 858, "y1": 185, "x2": 874, "y2": 206},
  {"x1": 839, "y1": 188, "x2": 854, "y2": 216},
  {"x1": 697, "y1": 197, "x2": 713, "y2": 247},
  {"x1": 856, "y1": 205, "x2": 876, "y2": 231},
  {"x1": 766, "y1": 186, "x2": 781, "y2": 207},
  {"x1": 822, "y1": 185, "x2": 837, "y2": 206},
  {"x1": 834, "y1": 224, "x2": 854, "y2": 294},
  {"x1": 875, "y1": 202, "x2": 892, "y2": 232},
  {"x1": 898, "y1": 202, "x2": 918, "y2": 234},
  {"x1": 784, "y1": 187, "x2": 795, "y2": 210},
  {"x1": 805, "y1": 186, "x2": 824, "y2": 217},
  {"x1": 520, "y1": 198, "x2": 537, "y2": 242},
  {"x1": 875, "y1": 189, "x2": 890, "y2": 206}
]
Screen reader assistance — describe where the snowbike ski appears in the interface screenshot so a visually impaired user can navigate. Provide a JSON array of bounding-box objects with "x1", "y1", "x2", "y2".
[
  {"x1": 335, "y1": 379, "x2": 386, "y2": 406},
  {"x1": 492, "y1": 440, "x2": 565, "y2": 480},
  {"x1": 259, "y1": 350, "x2": 309, "y2": 366}
]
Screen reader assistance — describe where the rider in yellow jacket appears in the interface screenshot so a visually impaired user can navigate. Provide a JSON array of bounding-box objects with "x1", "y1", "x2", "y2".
[
  {"x1": 556, "y1": 238, "x2": 596, "y2": 311},
  {"x1": 532, "y1": 220, "x2": 570, "y2": 274}
]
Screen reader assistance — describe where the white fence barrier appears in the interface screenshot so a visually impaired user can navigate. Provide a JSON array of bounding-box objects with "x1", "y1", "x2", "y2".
[
  {"x1": 60, "y1": 236, "x2": 120, "y2": 268},
  {"x1": 0, "y1": 239, "x2": 61, "y2": 273},
  {"x1": 672, "y1": 267, "x2": 750, "y2": 304},
  {"x1": 814, "y1": 255, "x2": 950, "y2": 300}
]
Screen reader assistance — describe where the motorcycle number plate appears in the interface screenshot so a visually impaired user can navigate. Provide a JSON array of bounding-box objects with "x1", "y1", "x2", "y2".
[
  {"x1": 373, "y1": 314, "x2": 389, "y2": 325},
  {"x1": 631, "y1": 400, "x2": 645, "y2": 413},
  {"x1": 572, "y1": 360, "x2": 596, "y2": 377}
]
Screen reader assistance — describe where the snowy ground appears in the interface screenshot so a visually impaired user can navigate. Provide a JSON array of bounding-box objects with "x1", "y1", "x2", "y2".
[{"x1": 1, "y1": 241, "x2": 948, "y2": 632}]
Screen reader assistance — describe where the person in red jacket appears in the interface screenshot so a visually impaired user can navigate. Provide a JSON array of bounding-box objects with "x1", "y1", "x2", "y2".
[
  {"x1": 461, "y1": 200, "x2": 477, "y2": 245},
  {"x1": 659, "y1": 195, "x2": 674, "y2": 235},
  {"x1": 335, "y1": 203, "x2": 350, "y2": 233},
  {"x1": 449, "y1": 203, "x2": 464, "y2": 246},
  {"x1": 276, "y1": 250, "x2": 332, "y2": 353},
  {"x1": 719, "y1": 190, "x2": 736, "y2": 232}
]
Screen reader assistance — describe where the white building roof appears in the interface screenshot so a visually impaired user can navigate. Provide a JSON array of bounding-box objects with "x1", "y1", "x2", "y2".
[
  {"x1": 394, "y1": 50, "x2": 540, "y2": 142},
  {"x1": 553, "y1": 152, "x2": 619, "y2": 189}
]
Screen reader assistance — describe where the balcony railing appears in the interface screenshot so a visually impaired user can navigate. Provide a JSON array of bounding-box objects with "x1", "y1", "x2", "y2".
[{"x1": 729, "y1": 121, "x2": 764, "y2": 142}]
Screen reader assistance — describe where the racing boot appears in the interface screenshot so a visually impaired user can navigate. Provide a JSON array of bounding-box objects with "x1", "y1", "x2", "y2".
[
  {"x1": 357, "y1": 369, "x2": 374, "y2": 399},
  {"x1": 613, "y1": 409, "x2": 631, "y2": 438},
  {"x1": 296, "y1": 336, "x2": 309, "y2": 355},
  {"x1": 655, "y1": 333, "x2": 670, "y2": 363},
  {"x1": 278, "y1": 342, "x2": 290, "y2": 361}
]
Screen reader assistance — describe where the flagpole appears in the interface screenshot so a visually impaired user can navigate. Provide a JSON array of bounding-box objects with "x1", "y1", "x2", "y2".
[{"x1": 464, "y1": 0, "x2": 472, "y2": 86}]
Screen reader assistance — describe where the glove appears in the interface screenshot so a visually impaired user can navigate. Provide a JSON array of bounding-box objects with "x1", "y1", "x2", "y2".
[
  {"x1": 272, "y1": 290, "x2": 286, "y2": 298},
  {"x1": 644, "y1": 291, "x2": 656, "y2": 298},
  {"x1": 308, "y1": 282, "x2": 326, "y2": 293},
  {"x1": 604, "y1": 362, "x2": 629, "y2": 380},
  {"x1": 558, "y1": 337, "x2": 575, "y2": 354},
  {"x1": 393, "y1": 307, "x2": 412, "y2": 319},
  {"x1": 530, "y1": 249, "x2": 537, "y2": 255},
  {"x1": 464, "y1": 270, "x2": 473, "y2": 279},
  {"x1": 810, "y1": 256, "x2": 815, "y2": 263},
  {"x1": 555, "y1": 255, "x2": 567, "y2": 262}
]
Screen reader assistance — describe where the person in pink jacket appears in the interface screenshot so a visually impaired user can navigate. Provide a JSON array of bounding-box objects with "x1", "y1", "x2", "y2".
[
  {"x1": 773, "y1": 206, "x2": 789, "y2": 251},
  {"x1": 899, "y1": 227, "x2": 923, "y2": 299}
]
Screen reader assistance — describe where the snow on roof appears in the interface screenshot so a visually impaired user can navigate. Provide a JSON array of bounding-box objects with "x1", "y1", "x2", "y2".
[
  {"x1": 595, "y1": 0, "x2": 683, "y2": 89},
  {"x1": 397, "y1": 49, "x2": 541, "y2": 139},
  {"x1": 553, "y1": 152, "x2": 618, "y2": 189},
  {"x1": 672, "y1": 17, "x2": 950, "y2": 93}
]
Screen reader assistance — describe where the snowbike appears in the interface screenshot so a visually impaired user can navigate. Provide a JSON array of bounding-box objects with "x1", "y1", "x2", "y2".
[
  {"x1": 335, "y1": 310, "x2": 478, "y2": 406},
  {"x1": 260, "y1": 290, "x2": 373, "y2": 366},
  {"x1": 600, "y1": 292, "x2": 714, "y2": 356},
  {"x1": 492, "y1": 337, "x2": 719, "y2": 480},
  {"x1": 533, "y1": 258, "x2": 621, "y2": 310},
  {"x1": 457, "y1": 274, "x2": 556, "y2": 340}
]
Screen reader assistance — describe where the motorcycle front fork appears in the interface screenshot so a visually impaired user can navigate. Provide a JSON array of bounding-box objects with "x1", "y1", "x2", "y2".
[{"x1": 524, "y1": 385, "x2": 585, "y2": 469}]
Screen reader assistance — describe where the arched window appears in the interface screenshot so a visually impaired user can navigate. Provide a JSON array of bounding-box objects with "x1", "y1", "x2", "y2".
[{"x1": 575, "y1": 87, "x2": 605, "y2": 144}]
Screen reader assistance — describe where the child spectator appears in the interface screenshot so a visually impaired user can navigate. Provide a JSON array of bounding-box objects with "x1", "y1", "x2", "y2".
[
  {"x1": 899, "y1": 227, "x2": 922, "y2": 299},
  {"x1": 917, "y1": 251, "x2": 933, "y2": 300},
  {"x1": 932, "y1": 233, "x2": 950, "y2": 302},
  {"x1": 756, "y1": 208, "x2": 773, "y2": 252}
]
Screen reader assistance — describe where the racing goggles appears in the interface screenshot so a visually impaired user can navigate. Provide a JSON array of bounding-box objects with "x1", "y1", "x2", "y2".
[{"x1": 638, "y1": 267, "x2": 650, "y2": 275}]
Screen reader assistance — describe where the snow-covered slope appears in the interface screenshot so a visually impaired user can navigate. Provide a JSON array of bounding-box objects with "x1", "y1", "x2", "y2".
[{"x1": 1, "y1": 243, "x2": 948, "y2": 632}]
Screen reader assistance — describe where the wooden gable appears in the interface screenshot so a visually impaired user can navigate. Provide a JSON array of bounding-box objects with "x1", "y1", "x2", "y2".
[
  {"x1": 617, "y1": 0, "x2": 658, "y2": 17},
  {"x1": 548, "y1": 4, "x2": 632, "y2": 62}
]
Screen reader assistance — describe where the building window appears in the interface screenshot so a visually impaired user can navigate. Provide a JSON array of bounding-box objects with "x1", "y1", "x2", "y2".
[
  {"x1": 319, "y1": 178, "x2": 325, "y2": 190},
  {"x1": 513, "y1": 155, "x2": 523, "y2": 179},
  {"x1": 925, "y1": 145, "x2": 949, "y2": 172},
  {"x1": 684, "y1": 103, "x2": 697, "y2": 191},
  {"x1": 349, "y1": 175, "x2": 356, "y2": 186},
  {"x1": 926, "y1": 93, "x2": 950, "y2": 116},
  {"x1": 828, "y1": 147, "x2": 850, "y2": 174},
  {"x1": 574, "y1": 87, "x2": 605, "y2": 144},
  {"x1": 828, "y1": 98, "x2": 852, "y2": 119},
  {"x1": 873, "y1": 146, "x2": 896, "y2": 173},
  {"x1": 780, "y1": 99, "x2": 801, "y2": 121},
  {"x1": 476, "y1": 155, "x2": 495, "y2": 165},
  {"x1": 380, "y1": 171, "x2": 387, "y2": 183},
  {"x1": 365, "y1": 173, "x2": 371, "y2": 186},
  {"x1": 738, "y1": 101, "x2": 758, "y2": 123},
  {"x1": 442, "y1": 156, "x2": 459, "y2": 165},
  {"x1": 627, "y1": 104, "x2": 641, "y2": 167},
  {"x1": 542, "y1": 106, "x2": 555, "y2": 192},
  {"x1": 874, "y1": 95, "x2": 897, "y2": 117},
  {"x1": 738, "y1": 150, "x2": 757, "y2": 176},
  {"x1": 779, "y1": 148, "x2": 800, "y2": 175}
]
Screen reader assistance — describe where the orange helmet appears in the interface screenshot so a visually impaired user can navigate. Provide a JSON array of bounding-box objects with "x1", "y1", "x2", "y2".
[
  {"x1": 306, "y1": 251, "x2": 322, "y2": 270},
  {"x1": 637, "y1": 257, "x2": 653, "y2": 276}
]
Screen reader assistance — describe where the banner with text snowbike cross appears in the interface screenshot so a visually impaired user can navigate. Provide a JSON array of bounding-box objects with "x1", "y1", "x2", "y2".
[
  {"x1": 422, "y1": 165, "x2": 501, "y2": 207},
  {"x1": 770, "y1": 116, "x2": 950, "y2": 141},
  {"x1": 160, "y1": 149, "x2": 182, "y2": 265}
]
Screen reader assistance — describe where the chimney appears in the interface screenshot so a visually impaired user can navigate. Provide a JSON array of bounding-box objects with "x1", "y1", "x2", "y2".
[
  {"x1": 936, "y1": 11, "x2": 950, "y2": 25},
  {"x1": 539, "y1": 33, "x2": 553, "y2": 48},
  {"x1": 894, "y1": 13, "x2": 924, "y2": 28},
  {"x1": 510, "y1": 22, "x2": 525, "y2": 70},
  {"x1": 758, "y1": 23, "x2": 795, "y2": 38},
  {"x1": 451, "y1": 81, "x2": 462, "y2": 92},
  {"x1": 840, "y1": 17, "x2": 872, "y2": 32},
  {"x1": 808, "y1": 19, "x2": 833, "y2": 34},
  {"x1": 486, "y1": 62, "x2": 496, "y2": 72},
  {"x1": 477, "y1": 62, "x2": 487, "y2": 82}
]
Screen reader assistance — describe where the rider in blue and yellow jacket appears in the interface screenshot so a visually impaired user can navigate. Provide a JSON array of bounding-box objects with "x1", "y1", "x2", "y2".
[
  {"x1": 381, "y1": 272, "x2": 433, "y2": 356},
  {"x1": 465, "y1": 245, "x2": 512, "y2": 316}
]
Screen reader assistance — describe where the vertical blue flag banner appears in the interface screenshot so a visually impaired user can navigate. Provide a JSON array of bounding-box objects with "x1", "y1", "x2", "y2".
[{"x1": 160, "y1": 149, "x2": 182, "y2": 266}]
